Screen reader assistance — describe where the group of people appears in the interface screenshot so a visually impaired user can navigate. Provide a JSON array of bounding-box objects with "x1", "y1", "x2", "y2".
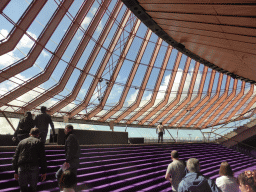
[
  {"x1": 12, "y1": 106, "x2": 80, "y2": 192},
  {"x1": 11, "y1": 112, "x2": 256, "y2": 192},
  {"x1": 12, "y1": 106, "x2": 55, "y2": 144},
  {"x1": 165, "y1": 150, "x2": 256, "y2": 192}
]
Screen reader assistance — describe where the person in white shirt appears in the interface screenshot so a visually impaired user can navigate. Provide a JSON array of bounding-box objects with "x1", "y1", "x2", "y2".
[
  {"x1": 215, "y1": 161, "x2": 239, "y2": 192},
  {"x1": 156, "y1": 122, "x2": 165, "y2": 143},
  {"x1": 165, "y1": 150, "x2": 186, "y2": 192}
]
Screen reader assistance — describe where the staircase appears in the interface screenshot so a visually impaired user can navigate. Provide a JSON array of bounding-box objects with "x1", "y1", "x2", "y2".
[
  {"x1": 0, "y1": 143, "x2": 255, "y2": 192},
  {"x1": 216, "y1": 118, "x2": 256, "y2": 145}
]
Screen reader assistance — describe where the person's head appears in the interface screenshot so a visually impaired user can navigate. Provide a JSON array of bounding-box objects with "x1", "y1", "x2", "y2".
[
  {"x1": 41, "y1": 106, "x2": 47, "y2": 113},
  {"x1": 64, "y1": 124, "x2": 73, "y2": 135},
  {"x1": 171, "y1": 150, "x2": 179, "y2": 159},
  {"x1": 59, "y1": 170, "x2": 77, "y2": 190},
  {"x1": 24, "y1": 111, "x2": 32, "y2": 119},
  {"x1": 219, "y1": 161, "x2": 233, "y2": 177},
  {"x1": 187, "y1": 158, "x2": 200, "y2": 173},
  {"x1": 160, "y1": 122, "x2": 162, "y2": 125},
  {"x1": 238, "y1": 170, "x2": 256, "y2": 192},
  {"x1": 30, "y1": 128, "x2": 40, "y2": 138}
]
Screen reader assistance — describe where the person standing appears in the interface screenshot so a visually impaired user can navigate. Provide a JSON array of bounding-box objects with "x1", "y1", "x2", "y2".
[
  {"x1": 12, "y1": 111, "x2": 35, "y2": 143},
  {"x1": 35, "y1": 106, "x2": 55, "y2": 144},
  {"x1": 12, "y1": 128, "x2": 47, "y2": 192},
  {"x1": 156, "y1": 122, "x2": 165, "y2": 143},
  {"x1": 178, "y1": 158, "x2": 221, "y2": 192},
  {"x1": 215, "y1": 161, "x2": 239, "y2": 192},
  {"x1": 56, "y1": 124, "x2": 80, "y2": 183},
  {"x1": 165, "y1": 150, "x2": 186, "y2": 192}
]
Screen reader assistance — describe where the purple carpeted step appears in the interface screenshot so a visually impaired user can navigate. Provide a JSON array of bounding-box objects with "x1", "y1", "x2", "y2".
[
  {"x1": 1, "y1": 143, "x2": 255, "y2": 192},
  {"x1": 80, "y1": 170, "x2": 165, "y2": 192}
]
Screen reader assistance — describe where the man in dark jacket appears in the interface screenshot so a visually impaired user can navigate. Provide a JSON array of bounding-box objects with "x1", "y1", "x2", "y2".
[
  {"x1": 12, "y1": 111, "x2": 35, "y2": 142},
  {"x1": 12, "y1": 128, "x2": 47, "y2": 192},
  {"x1": 178, "y1": 158, "x2": 220, "y2": 192},
  {"x1": 57, "y1": 125, "x2": 80, "y2": 178},
  {"x1": 35, "y1": 106, "x2": 55, "y2": 144}
]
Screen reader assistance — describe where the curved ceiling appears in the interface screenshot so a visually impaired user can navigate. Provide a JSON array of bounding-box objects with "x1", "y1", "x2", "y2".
[
  {"x1": 123, "y1": 0, "x2": 256, "y2": 83},
  {"x1": 0, "y1": 0, "x2": 255, "y2": 129}
]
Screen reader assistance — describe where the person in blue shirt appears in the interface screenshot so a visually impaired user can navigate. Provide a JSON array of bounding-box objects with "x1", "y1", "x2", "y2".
[{"x1": 178, "y1": 158, "x2": 221, "y2": 192}]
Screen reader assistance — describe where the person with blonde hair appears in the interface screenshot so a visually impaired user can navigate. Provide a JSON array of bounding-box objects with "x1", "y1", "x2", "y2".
[
  {"x1": 215, "y1": 161, "x2": 239, "y2": 192},
  {"x1": 238, "y1": 170, "x2": 256, "y2": 192}
]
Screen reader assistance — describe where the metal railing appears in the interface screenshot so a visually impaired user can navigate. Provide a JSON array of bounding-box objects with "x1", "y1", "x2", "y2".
[{"x1": 144, "y1": 137, "x2": 216, "y2": 143}]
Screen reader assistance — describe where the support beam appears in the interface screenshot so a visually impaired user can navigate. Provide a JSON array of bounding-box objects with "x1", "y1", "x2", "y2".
[
  {"x1": 0, "y1": 0, "x2": 74, "y2": 106},
  {"x1": 2, "y1": 112, "x2": 15, "y2": 132},
  {"x1": 127, "y1": 38, "x2": 163, "y2": 124},
  {"x1": 101, "y1": 29, "x2": 152, "y2": 121},
  {"x1": 171, "y1": 66, "x2": 208, "y2": 127},
  {"x1": 69, "y1": 10, "x2": 132, "y2": 117},
  {"x1": 0, "y1": 0, "x2": 11, "y2": 14},
  {"x1": 49, "y1": 0, "x2": 123, "y2": 115},
  {"x1": 196, "y1": 75, "x2": 231, "y2": 127},
  {"x1": 162, "y1": 61, "x2": 200, "y2": 125},
  {"x1": 20, "y1": 0, "x2": 111, "y2": 112},
  {"x1": 166, "y1": 129, "x2": 176, "y2": 142},
  {"x1": 137, "y1": 51, "x2": 182, "y2": 124},
  {"x1": 0, "y1": 111, "x2": 199, "y2": 129},
  {"x1": 86, "y1": 19, "x2": 141, "y2": 119},
  {"x1": 0, "y1": 0, "x2": 47, "y2": 56},
  {"x1": 151, "y1": 56, "x2": 192, "y2": 125}
]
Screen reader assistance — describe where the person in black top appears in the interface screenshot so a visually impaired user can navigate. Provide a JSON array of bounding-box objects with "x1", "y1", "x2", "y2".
[
  {"x1": 12, "y1": 128, "x2": 47, "y2": 192},
  {"x1": 56, "y1": 124, "x2": 80, "y2": 190},
  {"x1": 35, "y1": 106, "x2": 55, "y2": 144},
  {"x1": 13, "y1": 111, "x2": 35, "y2": 143}
]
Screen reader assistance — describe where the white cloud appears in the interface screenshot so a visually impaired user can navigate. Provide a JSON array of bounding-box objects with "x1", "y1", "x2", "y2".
[
  {"x1": 0, "y1": 29, "x2": 8, "y2": 41},
  {"x1": 0, "y1": 30, "x2": 38, "y2": 67},
  {"x1": 96, "y1": 21, "x2": 103, "y2": 33},
  {"x1": 75, "y1": 17, "x2": 92, "y2": 40},
  {"x1": 81, "y1": 16, "x2": 92, "y2": 28},
  {"x1": 129, "y1": 90, "x2": 139, "y2": 103},
  {"x1": 0, "y1": 74, "x2": 27, "y2": 95},
  {"x1": 155, "y1": 74, "x2": 171, "y2": 101},
  {"x1": 17, "y1": 31, "x2": 37, "y2": 49},
  {"x1": 42, "y1": 50, "x2": 50, "y2": 57},
  {"x1": 108, "y1": 85, "x2": 122, "y2": 102},
  {"x1": 90, "y1": 7, "x2": 97, "y2": 15},
  {"x1": 0, "y1": 29, "x2": 19, "y2": 67},
  {"x1": 11, "y1": 74, "x2": 28, "y2": 84},
  {"x1": 0, "y1": 50, "x2": 18, "y2": 67}
]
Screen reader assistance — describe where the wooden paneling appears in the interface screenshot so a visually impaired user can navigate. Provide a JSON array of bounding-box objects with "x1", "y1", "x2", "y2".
[
  {"x1": 138, "y1": 0, "x2": 256, "y2": 3},
  {"x1": 138, "y1": 0, "x2": 256, "y2": 83}
]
